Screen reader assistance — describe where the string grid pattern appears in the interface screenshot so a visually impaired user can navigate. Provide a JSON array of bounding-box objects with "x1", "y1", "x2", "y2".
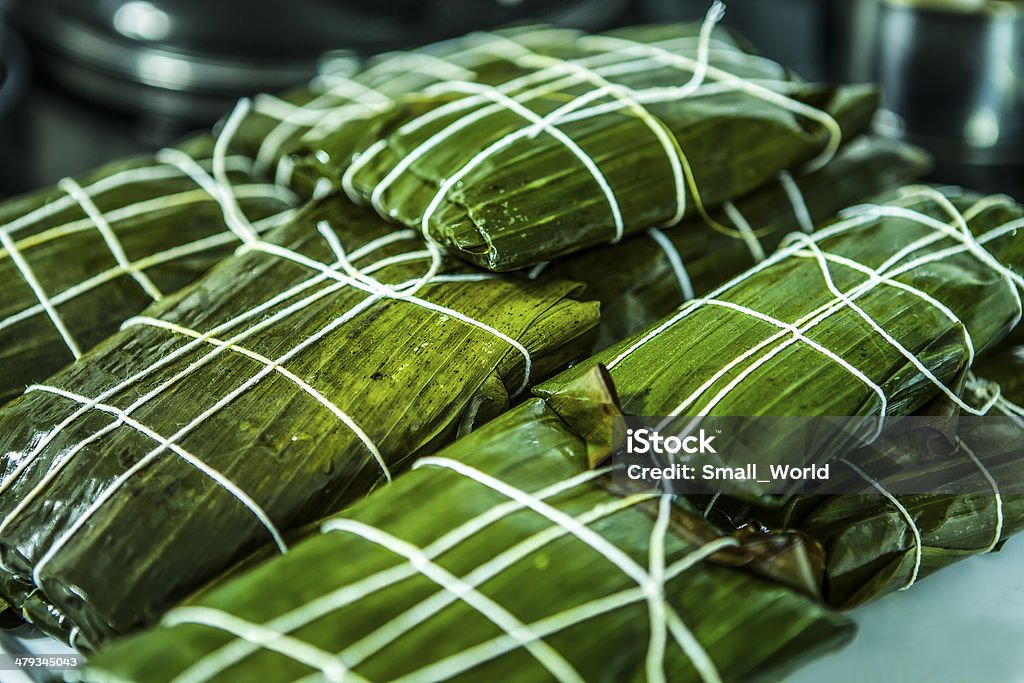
[
  {"x1": 151, "y1": 460, "x2": 738, "y2": 683},
  {"x1": 0, "y1": 146, "x2": 296, "y2": 362},
  {"x1": 249, "y1": 26, "x2": 580, "y2": 187},
  {"x1": 338, "y1": 3, "x2": 842, "y2": 252},
  {"x1": 0, "y1": 101, "x2": 550, "y2": 615},
  {"x1": 609, "y1": 188, "x2": 1024, "y2": 442},
  {"x1": 835, "y1": 373, "x2": 1015, "y2": 592},
  {"x1": 621, "y1": 187, "x2": 1021, "y2": 593}
]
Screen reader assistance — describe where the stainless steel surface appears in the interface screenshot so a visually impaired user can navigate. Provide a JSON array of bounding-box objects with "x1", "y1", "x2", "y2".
[{"x1": 833, "y1": 0, "x2": 1024, "y2": 195}]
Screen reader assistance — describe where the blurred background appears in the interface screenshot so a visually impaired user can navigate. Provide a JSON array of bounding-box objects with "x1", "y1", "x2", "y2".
[{"x1": 0, "y1": 0, "x2": 1022, "y2": 198}]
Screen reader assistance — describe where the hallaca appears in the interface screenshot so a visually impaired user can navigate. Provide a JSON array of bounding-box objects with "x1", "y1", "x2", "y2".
[
  {"x1": 0, "y1": 136, "x2": 296, "y2": 407},
  {"x1": 542, "y1": 136, "x2": 930, "y2": 350},
  {"x1": 536, "y1": 186, "x2": 1024, "y2": 494},
  {"x1": 690, "y1": 373, "x2": 1024, "y2": 609},
  {"x1": 84, "y1": 391, "x2": 854, "y2": 683},
  {"x1": 311, "y1": 13, "x2": 879, "y2": 270},
  {"x1": 0, "y1": 195, "x2": 599, "y2": 646},
  {"x1": 228, "y1": 26, "x2": 591, "y2": 195}
]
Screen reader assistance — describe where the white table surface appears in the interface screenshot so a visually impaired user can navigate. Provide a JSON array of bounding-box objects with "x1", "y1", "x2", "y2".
[{"x1": 790, "y1": 537, "x2": 1024, "y2": 683}]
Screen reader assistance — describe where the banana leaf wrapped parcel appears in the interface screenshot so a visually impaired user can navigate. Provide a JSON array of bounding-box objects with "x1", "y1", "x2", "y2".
[
  {"x1": 542, "y1": 136, "x2": 930, "y2": 350},
  {"x1": 0, "y1": 137, "x2": 296, "y2": 407},
  {"x1": 536, "y1": 186, "x2": 1024, "y2": 498},
  {"x1": 309, "y1": 17, "x2": 879, "y2": 270},
  {"x1": 85, "y1": 390, "x2": 854, "y2": 683},
  {"x1": 0, "y1": 196, "x2": 599, "y2": 646},
  {"x1": 688, "y1": 348, "x2": 1024, "y2": 609},
  {"x1": 227, "y1": 26, "x2": 598, "y2": 193}
]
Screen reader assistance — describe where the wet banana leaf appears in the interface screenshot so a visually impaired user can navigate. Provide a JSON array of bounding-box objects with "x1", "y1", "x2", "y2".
[
  {"x1": 543, "y1": 136, "x2": 931, "y2": 351},
  {"x1": 691, "y1": 368, "x2": 1024, "y2": 609},
  {"x1": 308, "y1": 21, "x2": 879, "y2": 271},
  {"x1": 85, "y1": 395, "x2": 854, "y2": 683},
  {"x1": 227, "y1": 26, "x2": 588, "y2": 194},
  {"x1": 0, "y1": 136, "x2": 296, "y2": 407},
  {"x1": 536, "y1": 187, "x2": 1024, "y2": 500},
  {"x1": 0, "y1": 196, "x2": 599, "y2": 647}
]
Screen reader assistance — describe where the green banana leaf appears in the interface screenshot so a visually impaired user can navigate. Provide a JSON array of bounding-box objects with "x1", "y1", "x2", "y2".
[
  {"x1": 0, "y1": 196, "x2": 599, "y2": 647},
  {"x1": 536, "y1": 187, "x2": 1024, "y2": 499},
  {"x1": 543, "y1": 136, "x2": 931, "y2": 351},
  {"x1": 0, "y1": 136, "x2": 296, "y2": 407},
  {"x1": 305, "y1": 22, "x2": 879, "y2": 271},
  {"x1": 84, "y1": 392, "x2": 853, "y2": 683},
  {"x1": 695, "y1": 374, "x2": 1024, "y2": 609},
  {"x1": 228, "y1": 26, "x2": 590, "y2": 193}
]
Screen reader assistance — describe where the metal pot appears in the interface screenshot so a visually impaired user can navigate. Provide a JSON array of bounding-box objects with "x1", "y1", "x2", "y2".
[
  {"x1": 11, "y1": 0, "x2": 630, "y2": 122},
  {"x1": 0, "y1": 19, "x2": 29, "y2": 196},
  {"x1": 639, "y1": 0, "x2": 832, "y2": 79},
  {"x1": 833, "y1": 0, "x2": 1024, "y2": 195}
]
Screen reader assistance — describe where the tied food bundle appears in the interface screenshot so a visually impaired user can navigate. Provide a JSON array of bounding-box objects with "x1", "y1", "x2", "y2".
[{"x1": 1, "y1": 7, "x2": 1022, "y2": 683}]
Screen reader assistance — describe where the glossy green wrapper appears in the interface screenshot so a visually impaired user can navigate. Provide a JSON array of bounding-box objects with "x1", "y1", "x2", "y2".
[
  {"x1": 0, "y1": 137, "x2": 295, "y2": 407},
  {"x1": 0, "y1": 197, "x2": 598, "y2": 646},
  {"x1": 695, "y1": 373, "x2": 1024, "y2": 609},
  {"x1": 539, "y1": 188, "x2": 1024, "y2": 500},
  {"x1": 309, "y1": 23, "x2": 879, "y2": 270},
  {"x1": 85, "y1": 389, "x2": 853, "y2": 683},
  {"x1": 545, "y1": 136, "x2": 931, "y2": 350}
]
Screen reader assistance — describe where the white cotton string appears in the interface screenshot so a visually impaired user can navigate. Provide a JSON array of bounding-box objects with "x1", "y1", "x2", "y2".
[
  {"x1": 702, "y1": 492, "x2": 721, "y2": 519},
  {"x1": 255, "y1": 79, "x2": 391, "y2": 172},
  {"x1": 956, "y1": 438, "x2": 1004, "y2": 554},
  {"x1": 24, "y1": 385, "x2": 289, "y2": 579},
  {"x1": 0, "y1": 234, "x2": 424, "y2": 574},
  {"x1": 164, "y1": 607, "x2": 360, "y2": 683},
  {"x1": 57, "y1": 177, "x2": 165, "y2": 301},
  {"x1": 1, "y1": 184, "x2": 290, "y2": 290},
  {"x1": 212, "y1": 99, "x2": 261, "y2": 244},
  {"x1": 27, "y1": 291, "x2": 392, "y2": 577},
  {"x1": 0, "y1": 243, "x2": 368, "y2": 495},
  {"x1": 475, "y1": 31, "x2": 691, "y2": 226},
  {"x1": 0, "y1": 230, "x2": 82, "y2": 359},
  {"x1": 413, "y1": 457, "x2": 723, "y2": 683},
  {"x1": 722, "y1": 202, "x2": 766, "y2": 263},
  {"x1": 317, "y1": 222, "x2": 533, "y2": 394},
  {"x1": 0, "y1": 157, "x2": 253, "y2": 240},
  {"x1": 397, "y1": 16, "x2": 723, "y2": 244},
  {"x1": 777, "y1": 170, "x2": 815, "y2": 233},
  {"x1": 418, "y1": 81, "x2": 626, "y2": 243},
  {"x1": 573, "y1": 28, "x2": 841, "y2": 172},
  {"x1": 391, "y1": 537, "x2": 736, "y2": 683},
  {"x1": 842, "y1": 458, "x2": 922, "y2": 590},
  {"x1": 312, "y1": 178, "x2": 334, "y2": 200},
  {"x1": 348, "y1": 9, "x2": 728, "y2": 230},
  {"x1": 157, "y1": 148, "x2": 298, "y2": 209},
  {"x1": 654, "y1": 296, "x2": 888, "y2": 439},
  {"x1": 321, "y1": 518, "x2": 585, "y2": 683},
  {"x1": 337, "y1": 494, "x2": 651, "y2": 671},
  {"x1": 171, "y1": 468, "x2": 614, "y2": 683},
  {"x1": 786, "y1": 233, "x2": 991, "y2": 416},
  {"x1": 645, "y1": 495, "x2": 673, "y2": 683},
  {"x1": 527, "y1": 262, "x2": 550, "y2": 280},
  {"x1": 128, "y1": 316, "x2": 388, "y2": 481},
  {"x1": 855, "y1": 200, "x2": 1024, "y2": 293},
  {"x1": 610, "y1": 189, "x2": 1023, "y2": 425},
  {"x1": 649, "y1": 229, "x2": 696, "y2": 300}
]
